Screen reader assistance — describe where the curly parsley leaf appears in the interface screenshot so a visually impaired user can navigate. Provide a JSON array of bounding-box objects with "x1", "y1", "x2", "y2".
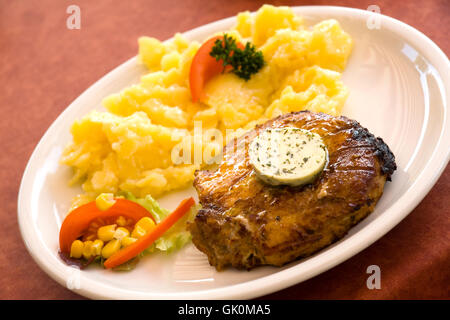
[{"x1": 209, "y1": 34, "x2": 264, "y2": 81}]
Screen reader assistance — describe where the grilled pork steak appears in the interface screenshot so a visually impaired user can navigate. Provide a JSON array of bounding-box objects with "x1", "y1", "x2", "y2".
[{"x1": 189, "y1": 111, "x2": 396, "y2": 270}]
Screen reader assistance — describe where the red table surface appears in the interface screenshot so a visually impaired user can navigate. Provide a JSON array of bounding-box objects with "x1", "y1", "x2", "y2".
[{"x1": 0, "y1": 0, "x2": 448, "y2": 300}]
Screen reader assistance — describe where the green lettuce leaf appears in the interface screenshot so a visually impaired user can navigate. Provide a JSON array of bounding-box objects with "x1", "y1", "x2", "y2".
[{"x1": 121, "y1": 192, "x2": 199, "y2": 255}]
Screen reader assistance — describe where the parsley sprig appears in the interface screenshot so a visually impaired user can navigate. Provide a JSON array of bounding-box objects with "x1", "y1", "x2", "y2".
[{"x1": 209, "y1": 34, "x2": 264, "y2": 81}]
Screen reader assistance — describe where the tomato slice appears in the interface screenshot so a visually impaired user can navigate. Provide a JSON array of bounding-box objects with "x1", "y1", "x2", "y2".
[
  {"x1": 189, "y1": 35, "x2": 244, "y2": 103},
  {"x1": 59, "y1": 199, "x2": 155, "y2": 253}
]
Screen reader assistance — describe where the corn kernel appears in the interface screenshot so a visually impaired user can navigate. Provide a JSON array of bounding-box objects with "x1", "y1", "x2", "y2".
[
  {"x1": 136, "y1": 217, "x2": 156, "y2": 233},
  {"x1": 97, "y1": 224, "x2": 116, "y2": 242},
  {"x1": 121, "y1": 236, "x2": 138, "y2": 248},
  {"x1": 95, "y1": 193, "x2": 116, "y2": 211},
  {"x1": 70, "y1": 240, "x2": 84, "y2": 259},
  {"x1": 92, "y1": 239, "x2": 104, "y2": 256},
  {"x1": 113, "y1": 227, "x2": 130, "y2": 240},
  {"x1": 82, "y1": 241, "x2": 94, "y2": 259},
  {"x1": 101, "y1": 239, "x2": 121, "y2": 259},
  {"x1": 116, "y1": 216, "x2": 127, "y2": 227},
  {"x1": 131, "y1": 225, "x2": 147, "y2": 239},
  {"x1": 84, "y1": 234, "x2": 96, "y2": 241}
]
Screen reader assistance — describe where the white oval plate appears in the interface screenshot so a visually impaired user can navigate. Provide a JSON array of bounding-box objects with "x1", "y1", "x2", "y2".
[{"x1": 18, "y1": 6, "x2": 450, "y2": 300}]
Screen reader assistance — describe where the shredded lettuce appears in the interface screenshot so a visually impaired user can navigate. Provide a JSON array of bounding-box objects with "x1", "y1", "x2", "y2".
[
  {"x1": 123, "y1": 192, "x2": 170, "y2": 223},
  {"x1": 121, "y1": 192, "x2": 199, "y2": 255}
]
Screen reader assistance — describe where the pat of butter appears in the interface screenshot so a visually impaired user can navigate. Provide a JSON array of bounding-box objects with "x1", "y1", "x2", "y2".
[{"x1": 249, "y1": 127, "x2": 327, "y2": 186}]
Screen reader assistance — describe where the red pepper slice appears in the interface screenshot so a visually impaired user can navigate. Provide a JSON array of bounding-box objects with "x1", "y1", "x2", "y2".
[{"x1": 59, "y1": 199, "x2": 155, "y2": 254}]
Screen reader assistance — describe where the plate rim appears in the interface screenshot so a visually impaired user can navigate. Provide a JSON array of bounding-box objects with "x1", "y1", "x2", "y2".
[{"x1": 18, "y1": 5, "x2": 450, "y2": 300}]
